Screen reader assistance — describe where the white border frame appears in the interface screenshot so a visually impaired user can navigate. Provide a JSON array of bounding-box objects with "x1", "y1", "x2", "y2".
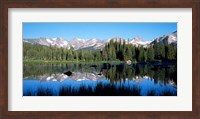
[{"x1": 8, "y1": 8, "x2": 192, "y2": 111}]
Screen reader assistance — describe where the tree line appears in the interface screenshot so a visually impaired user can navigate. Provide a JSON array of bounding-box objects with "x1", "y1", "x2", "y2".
[{"x1": 23, "y1": 39, "x2": 177, "y2": 62}]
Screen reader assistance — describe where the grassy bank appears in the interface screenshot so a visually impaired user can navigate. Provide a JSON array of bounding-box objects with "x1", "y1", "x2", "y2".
[
  {"x1": 23, "y1": 60, "x2": 123, "y2": 64},
  {"x1": 23, "y1": 59, "x2": 176, "y2": 65}
]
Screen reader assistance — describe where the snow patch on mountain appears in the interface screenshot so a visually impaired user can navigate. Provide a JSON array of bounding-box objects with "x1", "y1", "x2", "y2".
[
  {"x1": 23, "y1": 31, "x2": 177, "y2": 50},
  {"x1": 151, "y1": 31, "x2": 177, "y2": 45}
]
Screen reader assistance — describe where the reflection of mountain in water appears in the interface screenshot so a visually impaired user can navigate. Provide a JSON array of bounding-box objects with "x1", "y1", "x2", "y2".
[
  {"x1": 24, "y1": 72, "x2": 176, "y2": 87},
  {"x1": 37, "y1": 73, "x2": 68, "y2": 82},
  {"x1": 24, "y1": 72, "x2": 106, "y2": 82},
  {"x1": 23, "y1": 62, "x2": 177, "y2": 87},
  {"x1": 23, "y1": 63, "x2": 177, "y2": 96},
  {"x1": 71, "y1": 72, "x2": 106, "y2": 81}
]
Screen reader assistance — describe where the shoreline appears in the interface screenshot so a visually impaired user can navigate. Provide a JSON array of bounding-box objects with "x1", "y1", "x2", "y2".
[
  {"x1": 23, "y1": 59, "x2": 176, "y2": 65},
  {"x1": 23, "y1": 60, "x2": 123, "y2": 64}
]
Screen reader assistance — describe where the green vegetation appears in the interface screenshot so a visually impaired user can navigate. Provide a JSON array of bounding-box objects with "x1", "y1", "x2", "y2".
[
  {"x1": 23, "y1": 39, "x2": 177, "y2": 63},
  {"x1": 23, "y1": 60, "x2": 123, "y2": 64}
]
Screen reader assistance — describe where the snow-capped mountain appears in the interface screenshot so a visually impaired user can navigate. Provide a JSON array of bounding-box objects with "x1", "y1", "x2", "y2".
[
  {"x1": 109, "y1": 37, "x2": 151, "y2": 47},
  {"x1": 129, "y1": 37, "x2": 152, "y2": 47},
  {"x1": 24, "y1": 37, "x2": 71, "y2": 49},
  {"x1": 151, "y1": 31, "x2": 177, "y2": 45},
  {"x1": 70, "y1": 38, "x2": 86, "y2": 50},
  {"x1": 23, "y1": 31, "x2": 177, "y2": 50},
  {"x1": 70, "y1": 38, "x2": 106, "y2": 50}
]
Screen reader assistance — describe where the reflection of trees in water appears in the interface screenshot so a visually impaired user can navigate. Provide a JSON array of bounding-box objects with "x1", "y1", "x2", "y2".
[
  {"x1": 24, "y1": 82, "x2": 177, "y2": 96},
  {"x1": 24, "y1": 63, "x2": 177, "y2": 86},
  {"x1": 23, "y1": 64, "x2": 67, "y2": 78},
  {"x1": 102, "y1": 64, "x2": 177, "y2": 86}
]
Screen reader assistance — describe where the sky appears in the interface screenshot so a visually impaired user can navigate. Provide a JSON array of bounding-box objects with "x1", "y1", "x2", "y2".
[{"x1": 23, "y1": 22, "x2": 177, "y2": 41}]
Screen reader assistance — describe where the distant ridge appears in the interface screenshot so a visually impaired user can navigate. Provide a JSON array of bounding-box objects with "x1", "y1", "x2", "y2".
[{"x1": 23, "y1": 31, "x2": 177, "y2": 50}]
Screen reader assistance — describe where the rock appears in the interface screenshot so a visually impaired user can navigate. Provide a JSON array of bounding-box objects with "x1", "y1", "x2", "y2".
[
  {"x1": 126, "y1": 60, "x2": 132, "y2": 65},
  {"x1": 64, "y1": 71, "x2": 72, "y2": 76}
]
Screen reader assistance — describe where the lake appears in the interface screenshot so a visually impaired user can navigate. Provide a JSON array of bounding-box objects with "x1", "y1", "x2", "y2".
[{"x1": 23, "y1": 62, "x2": 177, "y2": 96}]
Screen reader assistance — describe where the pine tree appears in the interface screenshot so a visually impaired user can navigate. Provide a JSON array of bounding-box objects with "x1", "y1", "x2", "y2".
[
  {"x1": 125, "y1": 45, "x2": 132, "y2": 60},
  {"x1": 147, "y1": 47, "x2": 154, "y2": 61},
  {"x1": 138, "y1": 47, "x2": 144, "y2": 62}
]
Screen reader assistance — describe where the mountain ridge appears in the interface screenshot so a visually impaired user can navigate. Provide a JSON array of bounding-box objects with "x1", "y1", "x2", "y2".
[{"x1": 23, "y1": 31, "x2": 177, "y2": 50}]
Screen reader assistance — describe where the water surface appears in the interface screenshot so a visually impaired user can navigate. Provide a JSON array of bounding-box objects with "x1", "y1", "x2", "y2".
[{"x1": 23, "y1": 63, "x2": 177, "y2": 96}]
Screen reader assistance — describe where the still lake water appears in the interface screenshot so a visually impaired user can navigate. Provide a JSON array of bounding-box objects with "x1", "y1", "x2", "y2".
[{"x1": 23, "y1": 62, "x2": 177, "y2": 96}]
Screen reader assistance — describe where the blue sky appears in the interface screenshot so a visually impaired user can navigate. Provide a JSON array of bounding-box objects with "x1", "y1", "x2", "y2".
[{"x1": 23, "y1": 22, "x2": 177, "y2": 41}]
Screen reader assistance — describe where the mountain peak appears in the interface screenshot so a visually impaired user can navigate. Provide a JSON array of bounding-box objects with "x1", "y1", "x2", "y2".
[
  {"x1": 152, "y1": 31, "x2": 177, "y2": 45},
  {"x1": 128, "y1": 37, "x2": 149, "y2": 47},
  {"x1": 132, "y1": 37, "x2": 143, "y2": 42},
  {"x1": 23, "y1": 31, "x2": 177, "y2": 50}
]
